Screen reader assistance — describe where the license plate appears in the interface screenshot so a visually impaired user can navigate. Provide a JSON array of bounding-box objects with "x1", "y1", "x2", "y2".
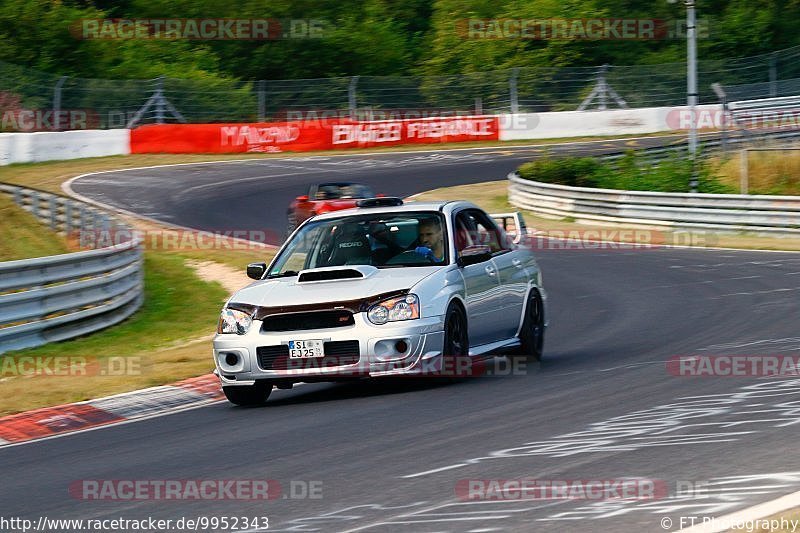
[{"x1": 287, "y1": 339, "x2": 324, "y2": 358}]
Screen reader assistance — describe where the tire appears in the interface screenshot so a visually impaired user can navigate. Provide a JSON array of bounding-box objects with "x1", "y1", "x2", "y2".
[
  {"x1": 519, "y1": 291, "x2": 545, "y2": 361},
  {"x1": 223, "y1": 382, "x2": 272, "y2": 406},
  {"x1": 441, "y1": 302, "x2": 469, "y2": 378}
]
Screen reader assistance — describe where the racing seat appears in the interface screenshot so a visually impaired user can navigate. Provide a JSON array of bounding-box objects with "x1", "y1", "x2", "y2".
[{"x1": 326, "y1": 226, "x2": 372, "y2": 266}]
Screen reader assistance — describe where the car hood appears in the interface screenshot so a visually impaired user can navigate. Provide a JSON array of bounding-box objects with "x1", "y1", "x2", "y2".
[{"x1": 230, "y1": 265, "x2": 441, "y2": 308}]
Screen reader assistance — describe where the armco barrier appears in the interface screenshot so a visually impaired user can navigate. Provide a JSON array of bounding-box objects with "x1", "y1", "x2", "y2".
[
  {"x1": 508, "y1": 172, "x2": 800, "y2": 235},
  {"x1": 0, "y1": 184, "x2": 143, "y2": 354}
]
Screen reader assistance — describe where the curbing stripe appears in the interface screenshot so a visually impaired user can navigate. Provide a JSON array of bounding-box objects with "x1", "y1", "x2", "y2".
[
  {"x1": 89, "y1": 384, "x2": 212, "y2": 420},
  {"x1": 0, "y1": 373, "x2": 222, "y2": 447},
  {"x1": 0, "y1": 403, "x2": 124, "y2": 443}
]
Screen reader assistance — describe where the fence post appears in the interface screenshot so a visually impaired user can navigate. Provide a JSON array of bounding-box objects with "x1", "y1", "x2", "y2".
[
  {"x1": 740, "y1": 149, "x2": 749, "y2": 194},
  {"x1": 79, "y1": 206, "x2": 88, "y2": 248},
  {"x1": 769, "y1": 52, "x2": 778, "y2": 97},
  {"x1": 474, "y1": 97, "x2": 483, "y2": 115},
  {"x1": 48, "y1": 196, "x2": 57, "y2": 230},
  {"x1": 258, "y1": 80, "x2": 266, "y2": 121},
  {"x1": 348, "y1": 76, "x2": 359, "y2": 119},
  {"x1": 155, "y1": 76, "x2": 165, "y2": 124},
  {"x1": 711, "y1": 82, "x2": 728, "y2": 154},
  {"x1": 598, "y1": 64, "x2": 608, "y2": 110},
  {"x1": 509, "y1": 68, "x2": 520, "y2": 114},
  {"x1": 65, "y1": 200, "x2": 72, "y2": 237},
  {"x1": 53, "y1": 76, "x2": 68, "y2": 130},
  {"x1": 31, "y1": 191, "x2": 39, "y2": 219}
]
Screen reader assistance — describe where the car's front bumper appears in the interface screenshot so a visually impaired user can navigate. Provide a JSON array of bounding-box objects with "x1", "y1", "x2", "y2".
[{"x1": 212, "y1": 314, "x2": 446, "y2": 386}]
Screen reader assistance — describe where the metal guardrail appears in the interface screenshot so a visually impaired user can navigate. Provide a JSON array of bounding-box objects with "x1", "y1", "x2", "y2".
[
  {"x1": 0, "y1": 184, "x2": 144, "y2": 354},
  {"x1": 508, "y1": 173, "x2": 800, "y2": 235},
  {"x1": 508, "y1": 128, "x2": 800, "y2": 234}
]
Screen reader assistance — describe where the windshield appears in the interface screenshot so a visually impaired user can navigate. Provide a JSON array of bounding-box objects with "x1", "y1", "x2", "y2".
[
  {"x1": 313, "y1": 183, "x2": 375, "y2": 200},
  {"x1": 269, "y1": 211, "x2": 448, "y2": 275}
]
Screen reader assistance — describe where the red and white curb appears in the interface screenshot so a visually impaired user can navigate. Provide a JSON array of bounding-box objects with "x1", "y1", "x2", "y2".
[{"x1": 0, "y1": 374, "x2": 223, "y2": 446}]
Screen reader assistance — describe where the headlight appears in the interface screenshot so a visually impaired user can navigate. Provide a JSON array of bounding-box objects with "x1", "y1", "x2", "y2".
[
  {"x1": 218, "y1": 308, "x2": 253, "y2": 335},
  {"x1": 367, "y1": 294, "x2": 420, "y2": 325}
]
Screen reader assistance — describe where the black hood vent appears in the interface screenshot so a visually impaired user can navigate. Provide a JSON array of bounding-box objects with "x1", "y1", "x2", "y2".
[{"x1": 298, "y1": 269, "x2": 364, "y2": 283}]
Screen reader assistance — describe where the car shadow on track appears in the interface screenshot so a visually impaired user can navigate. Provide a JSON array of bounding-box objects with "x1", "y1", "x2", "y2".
[{"x1": 262, "y1": 377, "x2": 464, "y2": 407}]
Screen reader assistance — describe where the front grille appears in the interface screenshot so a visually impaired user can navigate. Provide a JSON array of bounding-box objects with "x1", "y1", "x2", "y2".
[
  {"x1": 261, "y1": 310, "x2": 354, "y2": 332},
  {"x1": 323, "y1": 340, "x2": 360, "y2": 357},
  {"x1": 257, "y1": 340, "x2": 360, "y2": 370}
]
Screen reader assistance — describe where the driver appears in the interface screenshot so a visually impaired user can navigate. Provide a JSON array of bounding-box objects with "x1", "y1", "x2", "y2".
[{"x1": 414, "y1": 218, "x2": 445, "y2": 263}]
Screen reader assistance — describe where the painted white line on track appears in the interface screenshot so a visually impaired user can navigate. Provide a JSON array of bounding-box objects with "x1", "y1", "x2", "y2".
[{"x1": 402, "y1": 463, "x2": 469, "y2": 479}]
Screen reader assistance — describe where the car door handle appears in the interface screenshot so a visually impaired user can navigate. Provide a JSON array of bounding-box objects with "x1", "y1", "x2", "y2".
[
  {"x1": 485, "y1": 265, "x2": 496, "y2": 276},
  {"x1": 512, "y1": 258, "x2": 523, "y2": 268}
]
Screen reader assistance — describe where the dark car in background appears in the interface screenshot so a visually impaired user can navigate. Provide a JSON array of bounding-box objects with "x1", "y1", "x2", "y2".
[{"x1": 286, "y1": 182, "x2": 377, "y2": 235}]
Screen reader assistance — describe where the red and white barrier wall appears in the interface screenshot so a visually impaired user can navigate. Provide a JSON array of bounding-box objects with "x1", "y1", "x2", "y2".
[
  {"x1": 129, "y1": 116, "x2": 501, "y2": 154},
  {"x1": 499, "y1": 105, "x2": 722, "y2": 140},
  {"x1": 0, "y1": 105, "x2": 723, "y2": 165}
]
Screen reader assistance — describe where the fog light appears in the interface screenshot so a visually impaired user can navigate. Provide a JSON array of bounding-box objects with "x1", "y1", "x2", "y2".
[
  {"x1": 224, "y1": 352, "x2": 239, "y2": 366},
  {"x1": 395, "y1": 340, "x2": 408, "y2": 353}
]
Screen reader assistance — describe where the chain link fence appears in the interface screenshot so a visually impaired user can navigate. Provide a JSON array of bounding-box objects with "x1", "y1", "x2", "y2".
[{"x1": 2, "y1": 45, "x2": 800, "y2": 130}]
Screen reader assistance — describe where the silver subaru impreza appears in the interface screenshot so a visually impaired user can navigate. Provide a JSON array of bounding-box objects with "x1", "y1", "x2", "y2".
[{"x1": 213, "y1": 198, "x2": 546, "y2": 405}]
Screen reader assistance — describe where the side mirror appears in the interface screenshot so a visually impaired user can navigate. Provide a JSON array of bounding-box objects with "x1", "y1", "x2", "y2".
[
  {"x1": 296, "y1": 195, "x2": 309, "y2": 202},
  {"x1": 457, "y1": 245, "x2": 492, "y2": 267},
  {"x1": 246, "y1": 262, "x2": 267, "y2": 280}
]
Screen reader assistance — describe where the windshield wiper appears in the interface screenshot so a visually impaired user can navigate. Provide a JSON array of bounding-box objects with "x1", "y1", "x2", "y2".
[{"x1": 267, "y1": 270, "x2": 299, "y2": 278}]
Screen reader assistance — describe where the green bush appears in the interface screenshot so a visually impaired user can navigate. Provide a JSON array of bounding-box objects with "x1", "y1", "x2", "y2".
[
  {"x1": 517, "y1": 152, "x2": 736, "y2": 194},
  {"x1": 517, "y1": 156, "x2": 604, "y2": 188}
]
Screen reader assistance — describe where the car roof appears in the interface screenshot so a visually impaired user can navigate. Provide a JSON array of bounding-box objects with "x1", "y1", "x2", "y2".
[
  {"x1": 310, "y1": 200, "x2": 477, "y2": 221},
  {"x1": 316, "y1": 182, "x2": 367, "y2": 187}
]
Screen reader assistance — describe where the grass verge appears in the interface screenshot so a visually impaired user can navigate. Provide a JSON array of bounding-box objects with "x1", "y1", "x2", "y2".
[
  {"x1": 711, "y1": 149, "x2": 800, "y2": 195},
  {"x1": 0, "y1": 195, "x2": 71, "y2": 261}
]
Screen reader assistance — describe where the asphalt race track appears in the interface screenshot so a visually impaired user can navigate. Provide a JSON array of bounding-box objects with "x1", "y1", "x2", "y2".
[
  {"x1": 69, "y1": 134, "x2": 708, "y2": 245},
  {"x1": 3, "y1": 135, "x2": 800, "y2": 532}
]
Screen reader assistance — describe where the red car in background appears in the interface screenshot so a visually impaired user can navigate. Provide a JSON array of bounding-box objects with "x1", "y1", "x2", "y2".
[{"x1": 286, "y1": 182, "x2": 377, "y2": 235}]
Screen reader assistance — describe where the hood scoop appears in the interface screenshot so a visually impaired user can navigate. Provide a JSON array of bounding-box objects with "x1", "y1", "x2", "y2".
[{"x1": 297, "y1": 265, "x2": 377, "y2": 283}]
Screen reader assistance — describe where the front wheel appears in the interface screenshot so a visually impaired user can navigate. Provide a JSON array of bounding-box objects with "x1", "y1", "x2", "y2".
[
  {"x1": 441, "y1": 302, "x2": 469, "y2": 378},
  {"x1": 519, "y1": 291, "x2": 545, "y2": 361},
  {"x1": 223, "y1": 382, "x2": 272, "y2": 406}
]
